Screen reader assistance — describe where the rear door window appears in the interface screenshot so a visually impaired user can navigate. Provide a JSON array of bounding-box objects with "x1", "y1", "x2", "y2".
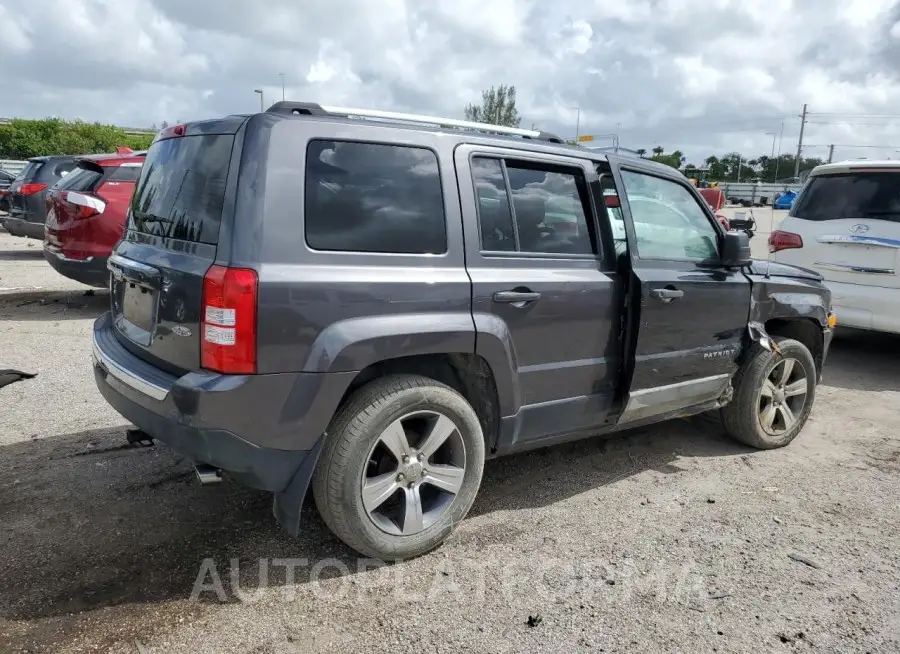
[
  {"x1": 471, "y1": 156, "x2": 597, "y2": 256},
  {"x1": 304, "y1": 140, "x2": 447, "y2": 254},
  {"x1": 128, "y1": 134, "x2": 234, "y2": 244},
  {"x1": 792, "y1": 172, "x2": 900, "y2": 222}
]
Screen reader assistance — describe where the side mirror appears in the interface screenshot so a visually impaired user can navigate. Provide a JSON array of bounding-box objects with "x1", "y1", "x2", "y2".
[{"x1": 720, "y1": 231, "x2": 751, "y2": 267}]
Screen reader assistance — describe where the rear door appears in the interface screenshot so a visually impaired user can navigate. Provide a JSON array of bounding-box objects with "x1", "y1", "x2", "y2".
[
  {"x1": 607, "y1": 156, "x2": 750, "y2": 424},
  {"x1": 109, "y1": 125, "x2": 241, "y2": 375},
  {"x1": 781, "y1": 169, "x2": 900, "y2": 288},
  {"x1": 456, "y1": 145, "x2": 622, "y2": 446}
]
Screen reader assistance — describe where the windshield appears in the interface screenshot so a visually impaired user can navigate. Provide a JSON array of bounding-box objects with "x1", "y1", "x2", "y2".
[
  {"x1": 792, "y1": 172, "x2": 900, "y2": 221},
  {"x1": 128, "y1": 134, "x2": 234, "y2": 244}
]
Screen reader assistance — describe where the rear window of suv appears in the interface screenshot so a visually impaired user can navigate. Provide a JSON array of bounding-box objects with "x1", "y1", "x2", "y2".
[
  {"x1": 792, "y1": 172, "x2": 900, "y2": 222},
  {"x1": 128, "y1": 134, "x2": 234, "y2": 244},
  {"x1": 54, "y1": 163, "x2": 103, "y2": 192},
  {"x1": 304, "y1": 140, "x2": 446, "y2": 254}
]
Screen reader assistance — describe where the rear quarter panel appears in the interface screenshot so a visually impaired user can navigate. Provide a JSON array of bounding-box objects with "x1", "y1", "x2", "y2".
[{"x1": 234, "y1": 115, "x2": 477, "y2": 376}]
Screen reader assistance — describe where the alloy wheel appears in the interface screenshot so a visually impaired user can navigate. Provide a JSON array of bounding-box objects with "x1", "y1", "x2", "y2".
[
  {"x1": 361, "y1": 410, "x2": 467, "y2": 536},
  {"x1": 757, "y1": 357, "x2": 809, "y2": 435}
]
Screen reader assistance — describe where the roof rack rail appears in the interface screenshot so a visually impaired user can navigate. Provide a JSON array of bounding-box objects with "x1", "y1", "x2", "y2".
[{"x1": 265, "y1": 101, "x2": 566, "y2": 144}]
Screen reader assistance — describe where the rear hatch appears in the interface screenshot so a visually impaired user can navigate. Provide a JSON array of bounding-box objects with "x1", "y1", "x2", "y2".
[
  {"x1": 109, "y1": 121, "x2": 243, "y2": 375},
  {"x1": 45, "y1": 160, "x2": 106, "y2": 252},
  {"x1": 7, "y1": 160, "x2": 46, "y2": 217},
  {"x1": 784, "y1": 169, "x2": 900, "y2": 289}
]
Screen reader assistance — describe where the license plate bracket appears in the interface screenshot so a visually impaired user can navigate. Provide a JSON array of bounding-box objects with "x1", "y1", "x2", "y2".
[{"x1": 113, "y1": 279, "x2": 159, "y2": 346}]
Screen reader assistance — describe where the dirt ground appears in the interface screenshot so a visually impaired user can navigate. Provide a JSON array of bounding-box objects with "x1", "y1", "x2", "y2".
[{"x1": 0, "y1": 217, "x2": 898, "y2": 653}]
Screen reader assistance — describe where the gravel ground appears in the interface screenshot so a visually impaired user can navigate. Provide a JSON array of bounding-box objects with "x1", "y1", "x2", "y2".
[{"x1": 1, "y1": 213, "x2": 898, "y2": 653}]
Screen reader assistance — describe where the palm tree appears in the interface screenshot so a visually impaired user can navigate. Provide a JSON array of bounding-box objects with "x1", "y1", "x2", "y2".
[
  {"x1": 652, "y1": 146, "x2": 664, "y2": 157},
  {"x1": 636, "y1": 148, "x2": 646, "y2": 158}
]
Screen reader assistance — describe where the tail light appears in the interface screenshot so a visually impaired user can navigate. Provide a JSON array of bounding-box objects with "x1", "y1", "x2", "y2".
[
  {"x1": 768, "y1": 230, "x2": 804, "y2": 253},
  {"x1": 64, "y1": 191, "x2": 106, "y2": 219},
  {"x1": 19, "y1": 182, "x2": 47, "y2": 196},
  {"x1": 201, "y1": 265, "x2": 258, "y2": 374}
]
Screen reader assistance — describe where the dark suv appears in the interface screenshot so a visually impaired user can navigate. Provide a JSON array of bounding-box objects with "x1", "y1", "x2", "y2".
[
  {"x1": 5, "y1": 155, "x2": 78, "y2": 239},
  {"x1": 92, "y1": 103, "x2": 835, "y2": 560}
]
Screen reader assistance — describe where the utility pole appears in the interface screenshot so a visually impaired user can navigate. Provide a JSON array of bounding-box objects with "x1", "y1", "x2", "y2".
[
  {"x1": 766, "y1": 131, "x2": 777, "y2": 181},
  {"x1": 278, "y1": 73, "x2": 285, "y2": 101},
  {"x1": 254, "y1": 89, "x2": 264, "y2": 112},
  {"x1": 794, "y1": 103, "x2": 807, "y2": 179},
  {"x1": 774, "y1": 121, "x2": 784, "y2": 181},
  {"x1": 736, "y1": 155, "x2": 742, "y2": 183},
  {"x1": 827, "y1": 144, "x2": 835, "y2": 163},
  {"x1": 574, "y1": 107, "x2": 581, "y2": 142}
]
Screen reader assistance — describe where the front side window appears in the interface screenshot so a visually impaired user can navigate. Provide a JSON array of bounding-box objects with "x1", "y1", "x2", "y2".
[
  {"x1": 305, "y1": 140, "x2": 446, "y2": 254},
  {"x1": 472, "y1": 157, "x2": 596, "y2": 256},
  {"x1": 620, "y1": 171, "x2": 719, "y2": 261}
]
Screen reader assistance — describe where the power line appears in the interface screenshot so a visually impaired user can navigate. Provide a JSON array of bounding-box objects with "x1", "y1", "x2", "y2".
[
  {"x1": 804, "y1": 143, "x2": 900, "y2": 149},
  {"x1": 806, "y1": 120, "x2": 900, "y2": 127},
  {"x1": 807, "y1": 112, "x2": 900, "y2": 118}
]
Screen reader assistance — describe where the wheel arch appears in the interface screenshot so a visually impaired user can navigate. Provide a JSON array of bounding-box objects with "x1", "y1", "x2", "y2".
[{"x1": 336, "y1": 352, "x2": 503, "y2": 452}]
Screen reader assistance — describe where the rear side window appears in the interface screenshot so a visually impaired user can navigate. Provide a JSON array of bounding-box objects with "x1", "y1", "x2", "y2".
[
  {"x1": 471, "y1": 156, "x2": 596, "y2": 256},
  {"x1": 15, "y1": 161, "x2": 44, "y2": 181},
  {"x1": 52, "y1": 161, "x2": 77, "y2": 179},
  {"x1": 792, "y1": 172, "x2": 900, "y2": 222},
  {"x1": 129, "y1": 135, "x2": 234, "y2": 244},
  {"x1": 304, "y1": 140, "x2": 446, "y2": 254},
  {"x1": 108, "y1": 164, "x2": 143, "y2": 183},
  {"x1": 54, "y1": 164, "x2": 103, "y2": 192}
]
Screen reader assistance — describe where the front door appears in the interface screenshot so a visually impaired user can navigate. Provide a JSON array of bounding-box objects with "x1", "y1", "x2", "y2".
[
  {"x1": 455, "y1": 145, "x2": 622, "y2": 447},
  {"x1": 607, "y1": 157, "x2": 751, "y2": 424}
]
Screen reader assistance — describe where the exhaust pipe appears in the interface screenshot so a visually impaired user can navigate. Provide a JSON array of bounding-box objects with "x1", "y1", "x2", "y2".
[{"x1": 195, "y1": 464, "x2": 222, "y2": 485}]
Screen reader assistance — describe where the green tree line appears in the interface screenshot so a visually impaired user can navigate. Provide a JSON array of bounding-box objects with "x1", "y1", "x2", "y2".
[{"x1": 0, "y1": 118, "x2": 155, "y2": 160}]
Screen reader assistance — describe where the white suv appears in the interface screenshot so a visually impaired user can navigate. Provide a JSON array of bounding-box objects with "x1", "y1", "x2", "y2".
[{"x1": 770, "y1": 160, "x2": 900, "y2": 333}]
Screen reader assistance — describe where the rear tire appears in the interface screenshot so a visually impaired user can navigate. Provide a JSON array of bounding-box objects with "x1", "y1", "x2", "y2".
[
  {"x1": 721, "y1": 337, "x2": 816, "y2": 449},
  {"x1": 312, "y1": 374, "x2": 485, "y2": 560}
]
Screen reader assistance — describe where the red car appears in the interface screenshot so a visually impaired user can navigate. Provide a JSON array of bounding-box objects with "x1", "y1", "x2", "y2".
[{"x1": 43, "y1": 149, "x2": 145, "y2": 287}]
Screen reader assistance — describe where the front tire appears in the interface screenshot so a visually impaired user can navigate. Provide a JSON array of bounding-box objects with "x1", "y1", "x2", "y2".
[
  {"x1": 721, "y1": 337, "x2": 817, "y2": 449},
  {"x1": 312, "y1": 374, "x2": 485, "y2": 560}
]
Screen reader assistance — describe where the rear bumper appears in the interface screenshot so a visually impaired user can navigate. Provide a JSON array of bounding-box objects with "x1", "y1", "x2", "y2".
[
  {"x1": 91, "y1": 312, "x2": 354, "y2": 492},
  {"x1": 43, "y1": 246, "x2": 109, "y2": 287},
  {"x1": 4, "y1": 216, "x2": 44, "y2": 239},
  {"x1": 825, "y1": 280, "x2": 900, "y2": 334}
]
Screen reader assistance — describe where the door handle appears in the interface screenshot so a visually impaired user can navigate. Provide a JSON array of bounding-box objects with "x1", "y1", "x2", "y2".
[
  {"x1": 650, "y1": 287, "x2": 684, "y2": 301},
  {"x1": 493, "y1": 290, "x2": 541, "y2": 304}
]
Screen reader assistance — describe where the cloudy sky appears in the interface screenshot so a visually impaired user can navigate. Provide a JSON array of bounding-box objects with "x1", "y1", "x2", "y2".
[{"x1": 2, "y1": 0, "x2": 900, "y2": 164}]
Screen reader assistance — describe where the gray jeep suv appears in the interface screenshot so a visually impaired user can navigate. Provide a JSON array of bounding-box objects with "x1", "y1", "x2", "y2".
[{"x1": 92, "y1": 103, "x2": 834, "y2": 560}]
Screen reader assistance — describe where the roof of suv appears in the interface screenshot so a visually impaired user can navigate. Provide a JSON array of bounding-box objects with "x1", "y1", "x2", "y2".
[
  {"x1": 160, "y1": 102, "x2": 681, "y2": 179},
  {"x1": 810, "y1": 160, "x2": 900, "y2": 176}
]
